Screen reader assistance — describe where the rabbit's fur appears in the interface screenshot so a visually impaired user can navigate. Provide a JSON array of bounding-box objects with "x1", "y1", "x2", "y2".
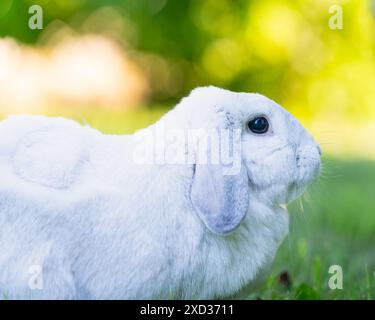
[{"x1": 0, "y1": 86, "x2": 320, "y2": 299}]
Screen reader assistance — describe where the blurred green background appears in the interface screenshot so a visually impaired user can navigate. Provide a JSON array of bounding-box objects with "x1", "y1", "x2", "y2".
[{"x1": 0, "y1": 0, "x2": 374, "y2": 299}]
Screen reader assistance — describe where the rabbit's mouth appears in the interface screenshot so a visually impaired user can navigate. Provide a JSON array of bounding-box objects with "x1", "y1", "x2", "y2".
[
  {"x1": 285, "y1": 181, "x2": 305, "y2": 204},
  {"x1": 285, "y1": 156, "x2": 321, "y2": 204},
  {"x1": 296, "y1": 155, "x2": 321, "y2": 184}
]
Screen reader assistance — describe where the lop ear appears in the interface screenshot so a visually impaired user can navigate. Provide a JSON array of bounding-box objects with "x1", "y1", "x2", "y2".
[
  {"x1": 190, "y1": 133, "x2": 249, "y2": 235},
  {"x1": 191, "y1": 162, "x2": 249, "y2": 235}
]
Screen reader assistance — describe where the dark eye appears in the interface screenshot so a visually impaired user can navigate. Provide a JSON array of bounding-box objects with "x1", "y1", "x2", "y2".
[{"x1": 248, "y1": 117, "x2": 269, "y2": 134}]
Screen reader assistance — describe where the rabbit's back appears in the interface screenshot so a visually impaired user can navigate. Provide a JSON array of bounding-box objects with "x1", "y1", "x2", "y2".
[
  {"x1": 0, "y1": 116, "x2": 97, "y2": 190},
  {"x1": 0, "y1": 115, "x2": 180, "y2": 299}
]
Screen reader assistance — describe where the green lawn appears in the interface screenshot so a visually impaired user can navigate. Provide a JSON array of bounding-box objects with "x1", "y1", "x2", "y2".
[{"x1": 251, "y1": 157, "x2": 375, "y2": 300}]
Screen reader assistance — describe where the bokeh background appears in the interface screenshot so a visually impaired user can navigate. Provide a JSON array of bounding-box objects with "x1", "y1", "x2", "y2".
[{"x1": 0, "y1": 0, "x2": 374, "y2": 299}]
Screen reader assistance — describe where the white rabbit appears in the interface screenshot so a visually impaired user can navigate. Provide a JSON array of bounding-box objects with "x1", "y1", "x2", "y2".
[{"x1": 0, "y1": 86, "x2": 321, "y2": 299}]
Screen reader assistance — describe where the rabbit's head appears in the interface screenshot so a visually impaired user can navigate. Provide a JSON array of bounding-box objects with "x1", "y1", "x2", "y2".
[{"x1": 171, "y1": 86, "x2": 321, "y2": 235}]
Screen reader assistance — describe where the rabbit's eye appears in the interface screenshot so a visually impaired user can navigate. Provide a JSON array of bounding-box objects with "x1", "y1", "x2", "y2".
[{"x1": 248, "y1": 117, "x2": 269, "y2": 134}]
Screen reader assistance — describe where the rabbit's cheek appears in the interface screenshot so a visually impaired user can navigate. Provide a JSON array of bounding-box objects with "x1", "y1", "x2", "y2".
[{"x1": 246, "y1": 147, "x2": 295, "y2": 187}]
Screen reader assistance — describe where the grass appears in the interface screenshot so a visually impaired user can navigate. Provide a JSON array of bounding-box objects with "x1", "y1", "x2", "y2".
[
  {"x1": 2, "y1": 107, "x2": 375, "y2": 299},
  {"x1": 251, "y1": 157, "x2": 375, "y2": 300}
]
